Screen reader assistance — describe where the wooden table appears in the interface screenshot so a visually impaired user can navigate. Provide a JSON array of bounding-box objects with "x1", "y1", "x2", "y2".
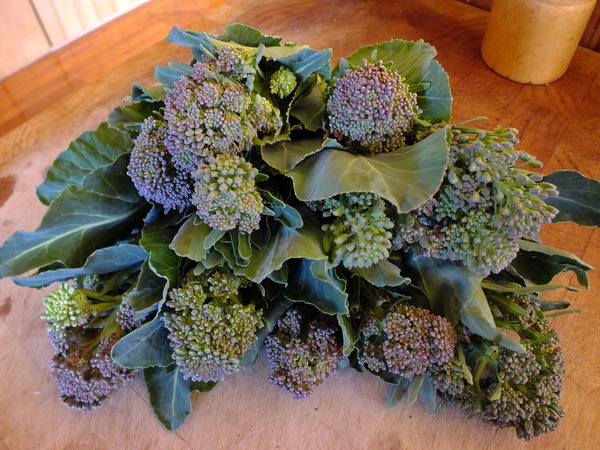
[{"x1": 1, "y1": 0, "x2": 599, "y2": 448}]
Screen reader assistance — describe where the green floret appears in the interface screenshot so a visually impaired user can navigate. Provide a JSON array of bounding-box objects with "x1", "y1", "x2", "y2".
[
  {"x1": 327, "y1": 60, "x2": 419, "y2": 153},
  {"x1": 394, "y1": 126, "x2": 559, "y2": 275},
  {"x1": 269, "y1": 66, "x2": 297, "y2": 98},
  {"x1": 313, "y1": 192, "x2": 394, "y2": 268},
  {"x1": 163, "y1": 59, "x2": 279, "y2": 171},
  {"x1": 163, "y1": 274, "x2": 262, "y2": 382},
  {"x1": 41, "y1": 284, "x2": 92, "y2": 331},
  {"x1": 191, "y1": 154, "x2": 264, "y2": 233}
]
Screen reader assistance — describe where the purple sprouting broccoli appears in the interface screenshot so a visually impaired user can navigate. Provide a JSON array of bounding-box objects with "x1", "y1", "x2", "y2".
[
  {"x1": 327, "y1": 60, "x2": 419, "y2": 153},
  {"x1": 394, "y1": 126, "x2": 559, "y2": 275},
  {"x1": 360, "y1": 302, "x2": 456, "y2": 378},
  {"x1": 127, "y1": 117, "x2": 194, "y2": 210},
  {"x1": 265, "y1": 308, "x2": 343, "y2": 399}
]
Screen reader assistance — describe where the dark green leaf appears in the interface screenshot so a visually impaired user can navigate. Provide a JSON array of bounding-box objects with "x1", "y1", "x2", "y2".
[
  {"x1": 108, "y1": 101, "x2": 160, "y2": 132},
  {"x1": 262, "y1": 137, "x2": 340, "y2": 173},
  {"x1": 337, "y1": 314, "x2": 359, "y2": 356},
  {"x1": 36, "y1": 122, "x2": 132, "y2": 205},
  {"x1": 544, "y1": 170, "x2": 600, "y2": 226},
  {"x1": 289, "y1": 78, "x2": 326, "y2": 131},
  {"x1": 531, "y1": 298, "x2": 571, "y2": 311},
  {"x1": 13, "y1": 244, "x2": 147, "y2": 287},
  {"x1": 218, "y1": 23, "x2": 283, "y2": 47},
  {"x1": 112, "y1": 314, "x2": 173, "y2": 368},
  {"x1": 189, "y1": 380, "x2": 218, "y2": 393},
  {"x1": 481, "y1": 280, "x2": 578, "y2": 294},
  {"x1": 407, "y1": 374, "x2": 425, "y2": 406},
  {"x1": 510, "y1": 252, "x2": 589, "y2": 289},
  {"x1": 144, "y1": 365, "x2": 192, "y2": 431},
  {"x1": 0, "y1": 154, "x2": 148, "y2": 279},
  {"x1": 276, "y1": 48, "x2": 333, "y2": 81},
  {"x1": 517, "y1": 240, "x2": 593, "y2": 271},
  {"x1": 220, "y1": 218, "x2": 327, "y2": 283},
  {"x1": 284, "y1": 259, "x2": 348, "y2": 314},
  {"x1": 285, "y1": 127, "x2": 449, "y2": 212},
  {"x1": 127, "y1": 260, "x2": 167, "y2": 315},
  {"x1": 352, "y1": 259, "x2": 410, "y2": 287},
  {"x1": 140, "y1": 223, "x2": 181, "y2": 288},
  {"x1": 169, "y1": 217, "x2": 211, "y2": 261}
]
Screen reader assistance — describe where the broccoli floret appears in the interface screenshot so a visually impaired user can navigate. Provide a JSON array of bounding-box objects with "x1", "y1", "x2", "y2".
[
  {"x1": 215, "y1": 46, "x2": 254, "y2": 80},
  {"x1": 127, "y1": 117, "x2": 193, "y2": 210},
  {"x1": 163, "y1": 273, "x2": 262, "y2": 382},
  {"x1": 41, "y1": 283, "x2": 92, "y2": 331},
  {"x1": 269, "y1": 66, "x2": 297, "y2": 98},
  {"x1": 163, "y1": 59, "x2": 278, "y2": 171},
  {"x1": 191, "y1": 154, "x2": 264, "y2": 233},
  {"x1": 313, "y1": 192, "x2": 394, "y2": 268},
  {"x1": 49, "y1": 328, "x2": 134, "y2": 411},
  {"x1": 265, "y1": 308, "x2": 343, "y2": 399},
  {"x1": 395, "y1": 127, "x2": 558, "y2": 275},
  {"x1": 327, "y1": 60, "x2": 418, "y2": 153}
]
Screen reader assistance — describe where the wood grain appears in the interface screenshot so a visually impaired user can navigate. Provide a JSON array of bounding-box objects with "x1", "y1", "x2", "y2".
[{"x1": 0, "y1": 1, "x2": 599, "y2": 448}]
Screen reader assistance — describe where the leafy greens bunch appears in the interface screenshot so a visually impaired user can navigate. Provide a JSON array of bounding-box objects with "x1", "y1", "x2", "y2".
[{"x1": 0, "y1": 24, "x2": 598, "y2": 439}]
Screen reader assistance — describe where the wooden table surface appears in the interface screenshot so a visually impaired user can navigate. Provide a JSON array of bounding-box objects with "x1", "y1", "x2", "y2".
[{"x1": 0, "y1": 0, "x2": 599, "y2": 448}]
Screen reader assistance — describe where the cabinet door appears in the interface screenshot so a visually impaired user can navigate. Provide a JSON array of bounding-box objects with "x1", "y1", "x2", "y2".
[{"x1": 0, "y1": 0, "x2": 51, "y2": 79}]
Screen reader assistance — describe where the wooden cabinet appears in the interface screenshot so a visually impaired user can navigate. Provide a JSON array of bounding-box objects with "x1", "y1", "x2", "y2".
[{"x1": 0, "y1": 0, "x2": 147, "y2": 79}]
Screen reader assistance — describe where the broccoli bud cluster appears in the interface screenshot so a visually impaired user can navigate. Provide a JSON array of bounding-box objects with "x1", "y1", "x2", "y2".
[
  {"x1": 360, "y1": 302, "x2": 456, "y2": 377},
  {"x1": 127, "y1": 117, "x2": 194, "y2": 210},
  {"x1": 327, "y1": 60, "x2": 418, "y2": 153},
  {"x1": 192, "y1": 154, "x2": 264, "y2": 233},
  {"x1": 269, "y1": 66, "x2": 298, "y2": 98},
  {"x1": 49, "y1": 328, "x2": 134, "y2": 411},
  {"x1": 430, "y1": 294, "x2": 565, "y2": 440},
  {"x1": 394, "y1": 127, "x2": 559, "y2": 275},
  {"x1": 312, "y1": 192, "x2": 394, "y2": 268},
  {"x1": 163, "y1": 272, "x2": 262, "y2": 382},
  {"x1": 41, "y1": 283, "x2": 92, "y2": 331},
  {"x1": 265, "y1": 308, "x2": 343, "y2": 399}
]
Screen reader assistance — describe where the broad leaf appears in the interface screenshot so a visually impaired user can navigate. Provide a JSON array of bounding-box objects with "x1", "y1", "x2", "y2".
[
  {"x1": 518, "y1": 240, "x2": 593, "y2": 271},
  {"x1": 544, "y1": 170, "x2": 600, "y2": 226},
  {"x1": 261, "y1": 137, "x2": 341, "y2": 173},
  {"x1": 218, "y1": 23, "x2": 283, "y2": 47},
  {"x1": 284, "y1": 259, "x2": 348, "y2": 314},
  {"x1": 510, "y1": 252, "x2": 589, "y2": 289},
  {"x1": 154, "y1": 64, "x2": 192, "y2": 87},
  {"x1": 108, "y1": 101, "x2": 160, "y2": 132},
  {"x1": 285, "y1": 127, "x2": 449, "y2": 212},
  {"x1": 140, "y1": 223, "x2": 181, "y2": 288},
  {"x1": 407, "y1": 374, "x2": 425, "y2": 406},
  {"x1": 144, "y1": 365, "x2": 192, "y2": 431},
  {"x1": 36, "y1": 122, "x2": 132, "y2": 205},
  {"x1": 169, "y1": 217, "x2": 211, "y2": 261},
  {"x1": 13, "y1": 244, "x2": 147, "y2": 287},
  {"x1": 344, "y1": 40, "x2": 452, "y2": 122},
  {"x1": 275, "y1": 47, "x2": 333, "y2": 81},
  {"x1": 127, "y1": 260, "x2": 168, "y2": 315},
  {"x1": 289, "y1": 78, "x2": 327, "y2": 131},
  {"x1": 337, "y1": 314, "x2": 359, "y2": 356},
  {"x1": 406, "y1": 255, "x2": 524, "y2": 353},
  {"x1": 0, "y1": 154, "x2": 148, "y2": 279},
  {"x1": 386, "y1": 378, "x2": 411, "y2": 409},
  {"x1": 352, "y1": 259, "x2": 410, "y2": 287},
  {"x1": 112, "y1": 314, "x2": 173, "y2": 368},
  {"x1": 219, "y1": 218, "x2": 327, "y2": 283}
]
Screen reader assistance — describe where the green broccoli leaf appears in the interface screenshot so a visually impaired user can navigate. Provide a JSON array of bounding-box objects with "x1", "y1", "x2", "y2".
[
  {"x1": 510, "y1": 251, "x2": 589, "y2": 289},
  {"x1": 343, "y1": 40, "x2": 452, "y2": 123},
  {"x1": 127, "y1": 260, "x2": 168, "y2": 316},
  {"x1": 351, "y1": 259, "x2": 410, "y2": 287},
  {"x1": 108, "y1": 101, "x2": 161, "y2": 132},
  {"x1": 12, "y1": 244, "x2": 147, "y2": 287},
  {"x1": 337, "y1": 314, "x2": 359, "y2": 356},
  {"x1": 112, "y1": 314, "x2": 173, "y2": 368},
  {"x1": 284, "y1": 259, "x2": 348, "y2": 315},
  {"x1": 285, "y1": 127, "x2": 449, "y2": 213},
  {"x1": 261, "y1": 137, "x2": 342, "y2": 173},
  {"x1": 169, "y1": 216, "x2": 211, "y2": 261},
  {"x1": 274, "y1": 47, "x2": 333, "y2": 81},
  {"x1": 0, "y1": 154, "x2": 148, "y2": 279},
  {"x1": 386, "y1": 378, "x2": 411, "y2": 409},
  {"x1": 217, "y1": 218, "x2": 327, "y2": 283},
  {"x1": 543, "y1": 170, "x2": 600, "y2": 227},
  {"x1": 289, "y1": 76, "x2": 327, "y2": 131},
  {"x1": 140, "y1": 222, "x2": 181, "y2": 289},
  {"x1": 406, "y1": 255, "x2": 524, "y2": 353},
  {"x1": 144, "y1": 365, "x2": 193, "y2": 431},
  {"x1": 218, "y1": 23, "x2": 283, "y2": 47},
  {"x1": 36, "y1": 122, "x2": 133, "y2": 205}
]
